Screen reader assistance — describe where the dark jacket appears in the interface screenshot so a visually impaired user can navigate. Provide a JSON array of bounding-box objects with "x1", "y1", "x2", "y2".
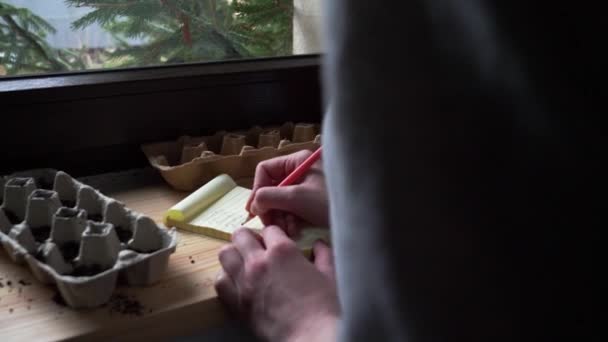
[{"x1": 322, "y1": 2, "x2": 600, "y2": 341}]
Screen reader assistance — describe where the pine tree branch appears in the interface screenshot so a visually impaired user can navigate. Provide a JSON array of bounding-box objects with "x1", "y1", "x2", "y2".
[
  {"x1": 160, "y1": 0, "x2": 242, "y2": 57},
  {"x1": 72, "y1": 1, "x2": 138, "y2": 8},
  {"x1": 1, "y1": 14, "x2": 66, "y2": 71},
  {"x1": 159, "y1": 0, "x2": 191, "y2": 47},
  {"x1": 180, "y1": 13, "x2": 192, "y2": 47},
  {"x1": 211, "y1": 0, "x2": 218, "y2": 28}
]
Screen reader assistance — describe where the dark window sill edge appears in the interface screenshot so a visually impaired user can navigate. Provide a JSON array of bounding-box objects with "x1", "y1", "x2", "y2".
[{"x1": 0, "y1": 54, "x2": 321, "y2": 94}]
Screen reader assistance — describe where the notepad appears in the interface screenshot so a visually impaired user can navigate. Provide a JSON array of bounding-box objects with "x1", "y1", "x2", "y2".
[{"x1": 164, "y1": 174, "x2": 329, "y2": 254}]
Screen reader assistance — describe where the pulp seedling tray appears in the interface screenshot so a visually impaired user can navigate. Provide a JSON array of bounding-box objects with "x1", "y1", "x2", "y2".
[
  {"x1": 0, "y1": 169, "x2": 177, "y2": 308},
  {"x1": 142, "y1": 122, "x2": 321, "y2": 191}
]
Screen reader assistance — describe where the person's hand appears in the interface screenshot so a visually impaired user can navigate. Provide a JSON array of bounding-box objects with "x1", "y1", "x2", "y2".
[
  {"x1": 246, "y1": 150, "x2": 329, "y2": 236},
  {"x1": 215, "y1": 226, "x2": 339, "y2": 342}
]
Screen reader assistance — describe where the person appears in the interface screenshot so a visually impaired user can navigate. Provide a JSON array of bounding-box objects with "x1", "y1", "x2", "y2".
[
  {"x1": 215, "y1": 150, "x2": 337, "y2": 341},
  {"x1": 215, "y1": 2, "x2": 598, "y2": 341}
]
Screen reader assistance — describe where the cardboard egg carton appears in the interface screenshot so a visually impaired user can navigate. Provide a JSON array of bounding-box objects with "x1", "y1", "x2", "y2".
[
  {"x1": 0, "y1": 169, "x2": 177, "y2": 308},
  {"x1": 142, "y1": 122, "x2": 321, "y2": 191}
]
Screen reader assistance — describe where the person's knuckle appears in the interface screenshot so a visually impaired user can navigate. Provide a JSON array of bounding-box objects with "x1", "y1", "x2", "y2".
[
  {"x1": 246, "y1": 257, "x2": 268, "y2": 279},
  {"x1": 214, "y1": 273, "x2": 228, "y2": 289},
  {"x1": 265, "y1": 224, "x2": 281, "y2": 232},
  {"x1": 231, "y1": 227, "x2": 249, "y2": 242},
  {"x1": 262, "y1": 225, "x2": 282, "y2": 239},
  {"x1": 257, "y1": 157, "x2": 279, "y2": 172},
  {"x1": 284, "y1": 186, "x2": 301, "y2": 203},
  {"x1": 295, "y1": 149, "x2": 313, "y2": 158},
  {"x1": 255, "y1": 187, "x2": 270, "y2": 201},
  {"x1": 255, "y1": 161, "x2": 266, "y2": 174},
  {"x1": 218, "y1": 244, "x2": 235, "y2": 261},
  {"x1": 269, "y1": 240, "x2": 296, "y2": 258}
]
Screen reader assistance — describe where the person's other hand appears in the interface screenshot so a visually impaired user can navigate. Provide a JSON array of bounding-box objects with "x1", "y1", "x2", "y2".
[
  {"x1": 246, "y1": 150, "x2": 329, "y2": 236},
  {"x1": 215, "y1": 226, "x2": 339, "y2": 342}
]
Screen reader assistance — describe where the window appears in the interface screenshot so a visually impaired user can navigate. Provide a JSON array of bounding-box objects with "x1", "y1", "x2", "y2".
[
  {"x1": 0, "y1": 0, "x2": 322, "y2": 77},
  {"x1": 1, "y1": 1, "x2": 322, "y2": 176}
]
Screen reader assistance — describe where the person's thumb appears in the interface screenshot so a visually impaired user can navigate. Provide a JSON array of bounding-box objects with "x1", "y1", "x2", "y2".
[
  {"x1": 250, "y1": 185, "x2": 302, "y2": 217},
  {"x1": 313, "y1": 240, "x2": 335, "y2": 281}
]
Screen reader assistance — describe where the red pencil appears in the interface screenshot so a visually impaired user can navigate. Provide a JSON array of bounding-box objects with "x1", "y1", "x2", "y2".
[
  {"x1": 245, "y1": 147, "x2": 322, "y2": 222},
  {"x1": 277, "y1": 147, "x2": 322, "y2": 186}
]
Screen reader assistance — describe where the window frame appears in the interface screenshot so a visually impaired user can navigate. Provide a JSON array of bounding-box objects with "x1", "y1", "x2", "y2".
[{"x1": 0, "y1": 54, "x2": 323, "y2": 176}]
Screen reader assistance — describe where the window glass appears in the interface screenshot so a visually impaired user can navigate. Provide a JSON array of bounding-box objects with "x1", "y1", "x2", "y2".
[{"x1": 0, "y1": 0, "x2": 321, "y2": 77}]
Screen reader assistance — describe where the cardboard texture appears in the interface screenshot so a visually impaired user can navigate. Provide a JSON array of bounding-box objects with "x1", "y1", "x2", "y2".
[
  {"x1": 0, "y1": 169, "x2": 178, "y2": 308},
  {"x1": 141, "y1": 122, "x2": 321, "y2": 191}
]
